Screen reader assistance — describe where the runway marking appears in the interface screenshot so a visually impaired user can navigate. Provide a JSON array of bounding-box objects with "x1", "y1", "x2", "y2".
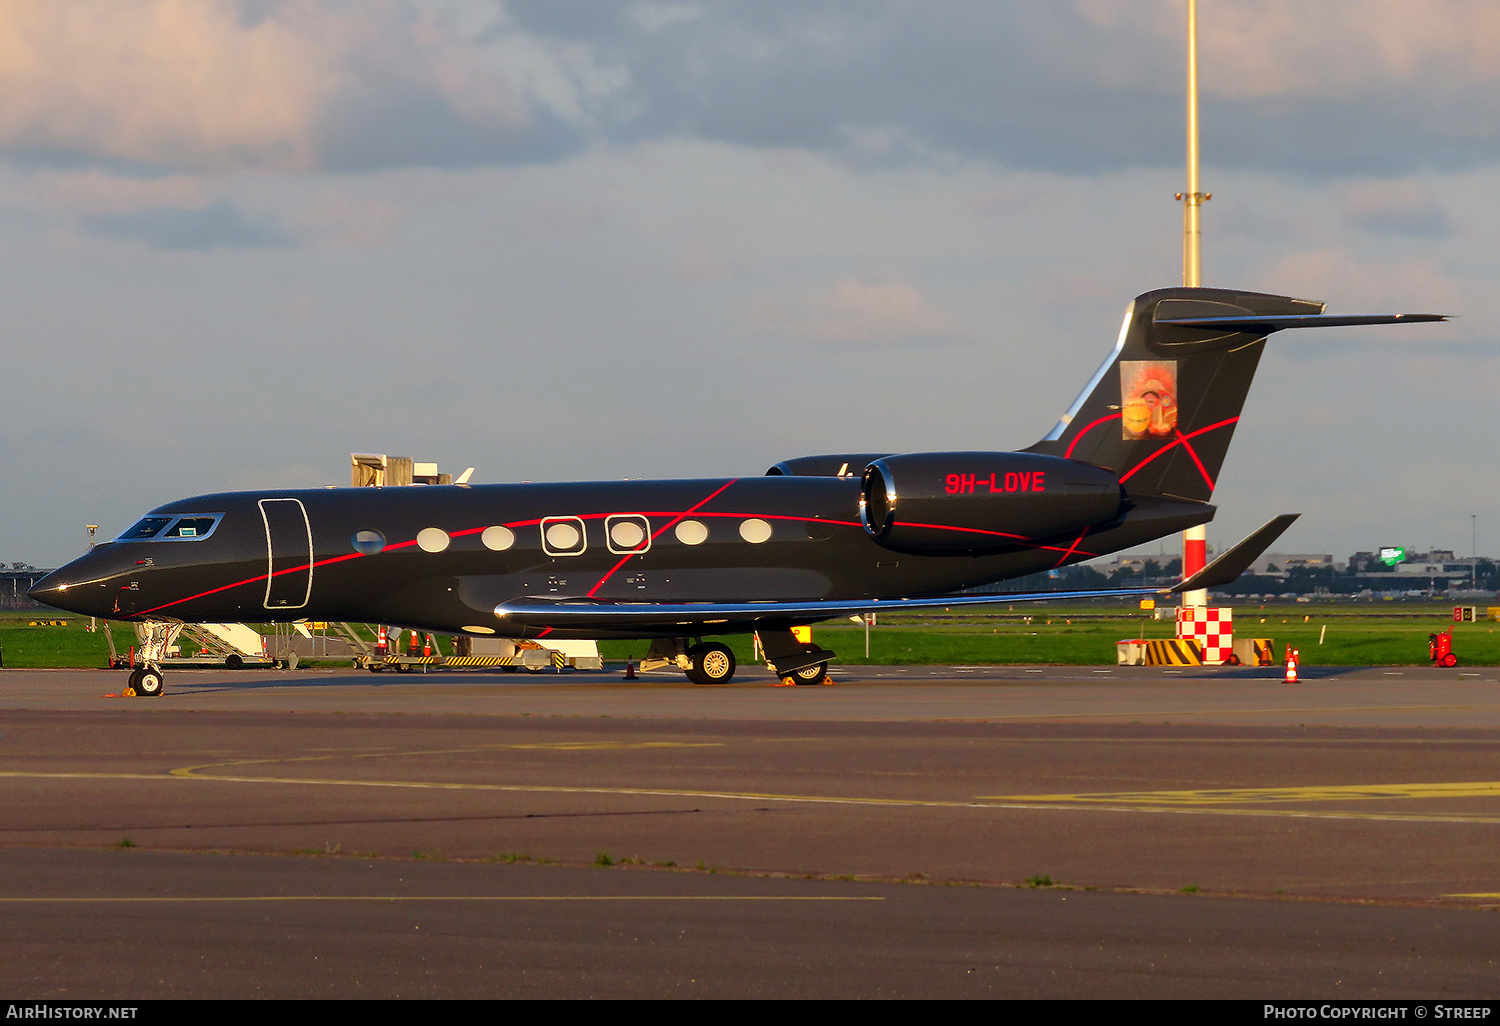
[
  {"x1": 163, "y1": 741, "x2": 727, "y2": 778},
  {"x1": 981, "y1": 782, "x2": 1500, "y2": 805},
  {"x1": 0, "y1": 895, "x2": 881, "y2": 904},
  {"x1": 3, "y1": 771, "x2": 1500, "y2": 826}
]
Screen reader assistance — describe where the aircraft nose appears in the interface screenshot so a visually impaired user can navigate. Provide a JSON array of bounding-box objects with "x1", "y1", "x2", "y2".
[{"x1": 28, "y1": 566, "x2": 116, "y2": 617}]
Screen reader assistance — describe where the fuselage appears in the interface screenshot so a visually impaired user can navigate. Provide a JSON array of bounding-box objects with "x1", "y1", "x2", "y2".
[{"x1": 31, "y1": 471, "x2": 1211, "y2": 639}]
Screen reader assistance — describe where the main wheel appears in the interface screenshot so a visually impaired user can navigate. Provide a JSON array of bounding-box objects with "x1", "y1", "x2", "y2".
[
  {"x1": 789, "y1": 661, "x2": 828, "y2": 686},
  {"x1": 135, "y1": 667, "x2": 164, "y2": 697},
  {"x1": 686, "y1": 643, "x2": 736, "y2": 685}
]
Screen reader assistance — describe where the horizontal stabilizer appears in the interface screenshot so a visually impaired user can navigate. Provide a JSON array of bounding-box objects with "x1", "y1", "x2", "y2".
[
  {"x1": 1171, "y1": 514, "x2": 1300, "y2": 594},
  {"x1": 1156, "y1": 313, "x2": 1446, "y2": 333}
]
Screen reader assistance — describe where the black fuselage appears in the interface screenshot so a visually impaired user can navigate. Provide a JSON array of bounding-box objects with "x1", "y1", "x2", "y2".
[{"x1": 31, "y1": 473, "x2": 1210, "y2": 639}]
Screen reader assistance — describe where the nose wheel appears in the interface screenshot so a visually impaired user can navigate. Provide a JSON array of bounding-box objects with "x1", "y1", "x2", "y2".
[{"x1": 127, "y1": 666, "x2": 165, "y2": 697}]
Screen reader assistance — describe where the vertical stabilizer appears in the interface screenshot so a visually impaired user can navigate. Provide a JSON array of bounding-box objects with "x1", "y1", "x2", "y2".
[{"x1": 1027, "y1": 287, "x2": 1324, "y2": 502}]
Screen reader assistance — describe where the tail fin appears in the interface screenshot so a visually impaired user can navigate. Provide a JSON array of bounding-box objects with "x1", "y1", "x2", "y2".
[{"x1": 1027, "y1": 287, "x2": 1442, "y2": 502}]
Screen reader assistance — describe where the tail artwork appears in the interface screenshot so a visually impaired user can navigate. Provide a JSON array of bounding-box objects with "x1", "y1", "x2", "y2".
[{"x1": 1026, "y1": 287, "x2": 1442, "y2": 503}]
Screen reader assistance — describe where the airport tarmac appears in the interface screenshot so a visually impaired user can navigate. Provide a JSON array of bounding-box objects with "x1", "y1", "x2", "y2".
[{"x1": 1, "y1": 663, "x2": 1497, "y2": 999}]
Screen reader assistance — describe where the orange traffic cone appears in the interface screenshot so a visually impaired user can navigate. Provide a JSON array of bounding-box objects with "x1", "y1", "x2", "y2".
[
  {"x1": 623, "y1": 660, "x2": 637, "y2": 680},
  {"x1": 1284, "y1": 646, "x2": 1299, "y2": 684}
]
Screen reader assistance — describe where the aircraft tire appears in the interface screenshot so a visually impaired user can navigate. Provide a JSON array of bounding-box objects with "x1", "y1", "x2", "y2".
[
  {"x1": 686, "y1": 643, "x2": 735, "y2": 685},
  {"x1": 789, "y1": 662, "x2": 828, "y2": 686},
  {"x1": 135, "y1": 668, "x2": 164, "y2": 698}
]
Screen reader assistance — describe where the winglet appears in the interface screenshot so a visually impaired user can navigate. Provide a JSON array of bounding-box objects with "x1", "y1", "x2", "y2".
[{"x1": 1171, "y1": 514, "x2": 1300, "y2": 594}]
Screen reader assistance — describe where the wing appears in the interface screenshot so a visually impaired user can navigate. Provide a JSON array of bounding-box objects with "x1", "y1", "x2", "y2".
[
  {"x1": 493, "y1": 587, "x2": 1157, "y2": 632},
  {"x1": 492, "y1": 513, "x2": 1300, "y2": 633}
]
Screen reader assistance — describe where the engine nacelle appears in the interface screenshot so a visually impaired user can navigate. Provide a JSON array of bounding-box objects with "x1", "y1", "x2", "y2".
[{"x1": 859, "y1": 451, "x2": 1123, "y2": 553}]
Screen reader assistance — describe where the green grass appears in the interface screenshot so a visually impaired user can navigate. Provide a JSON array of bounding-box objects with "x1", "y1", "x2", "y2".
[
  {"x1": 598, "y1": 603, "x2": 1500, "y2": 667},
  {"x1": 0, "y1": 615, "x2": 128, "y2": 668},
  {"x1": 4, "y1": 602, "x2": 1496, "y2": 669}
]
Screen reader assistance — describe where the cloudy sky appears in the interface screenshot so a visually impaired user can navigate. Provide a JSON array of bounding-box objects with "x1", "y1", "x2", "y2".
[{"x1": 2, "y1": 0, "x2": 1494, "y2": 568}]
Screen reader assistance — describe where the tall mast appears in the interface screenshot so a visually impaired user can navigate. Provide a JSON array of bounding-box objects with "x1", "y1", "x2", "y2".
[{"x1": 1180, "y1": 0, "x2": 1209, "y2": 606}]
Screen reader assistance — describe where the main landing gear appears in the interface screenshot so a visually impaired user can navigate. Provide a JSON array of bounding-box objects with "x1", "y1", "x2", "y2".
[
  {"x1": 686, "y1": 642, "x2": 736, "y2": 686},
  {"x1": 642, "y1": 638, "x2": 739, "y2": 685},
  {"x1": 640, "y1": 630, "x2": 835, "y2": 686}
]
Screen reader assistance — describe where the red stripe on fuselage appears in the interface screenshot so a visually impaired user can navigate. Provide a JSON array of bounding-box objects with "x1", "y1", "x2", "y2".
[
  {"x1": 587, "y1": 478, "x2": 741, "y2": 598},
  {"x1": 1051, "y1": 526, "x2": 1093, "y2": 568}
]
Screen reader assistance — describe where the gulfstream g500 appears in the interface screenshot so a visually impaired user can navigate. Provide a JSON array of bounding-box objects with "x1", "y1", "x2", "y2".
[{"x1": 31, "y1": 286, "x2": 1442, "y2": 694}]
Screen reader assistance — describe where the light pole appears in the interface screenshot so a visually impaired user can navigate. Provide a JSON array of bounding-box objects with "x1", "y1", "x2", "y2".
[{"x1": 1178, "y1": 0, "x2": 1210, "y2": 609}]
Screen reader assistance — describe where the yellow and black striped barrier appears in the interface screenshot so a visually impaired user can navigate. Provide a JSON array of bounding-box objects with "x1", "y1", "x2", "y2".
[
  {"x1": 1252, "y1": 638, "x2": 1276, "y2": 666},
  {"x1": 1143, "y1": 638, "x2": 1202, "y2": 666},
  {"x1": 442, "y1": 656, "x2": 518, "y2": 667}
]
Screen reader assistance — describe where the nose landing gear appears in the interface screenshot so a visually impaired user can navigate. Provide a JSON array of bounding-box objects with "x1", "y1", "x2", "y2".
[{"x1": 127, "y1": 666, "x2": 165, "y2": 697}]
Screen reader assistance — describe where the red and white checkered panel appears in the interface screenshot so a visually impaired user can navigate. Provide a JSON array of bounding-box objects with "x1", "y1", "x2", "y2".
[{"x1": 1176, "y1": 606, "x2": 1234, "y2": 665}]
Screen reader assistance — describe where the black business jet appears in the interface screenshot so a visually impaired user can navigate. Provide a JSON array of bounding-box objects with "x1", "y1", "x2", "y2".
[{"x1": 31, "y1": 286, "x2": 1442, "y2": 695}]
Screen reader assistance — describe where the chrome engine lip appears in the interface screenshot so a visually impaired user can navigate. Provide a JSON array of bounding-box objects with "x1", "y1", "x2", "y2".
[{"x1": 858, "y1": 459, "x2": 897, "y2": 540}]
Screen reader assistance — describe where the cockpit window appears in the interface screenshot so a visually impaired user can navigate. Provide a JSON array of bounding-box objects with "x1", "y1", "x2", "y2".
[
  {"x1": 163, "y1": 517, "x2": 218, "y2": 539},
  {"x1": 118, "y1": 517, "x2": 172, "y2": 540},
  {"x1": 116, "y1": 514, "x2": 223, "y2": 542}
]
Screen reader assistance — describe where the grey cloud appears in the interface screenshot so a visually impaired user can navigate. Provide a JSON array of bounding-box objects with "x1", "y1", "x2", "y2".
[
  {"x1": 9, "y1": 1, "x2": 1491, "y2": 179},
  {"x1": 316, "y1": 84, "x2": 586, "y2": 172},
  {"x1": 500, "y1": 1, "x2": 1500, "y2": 178},
  {"x1": 84, "y1": 201, "x2": 296, "y2": 250}
]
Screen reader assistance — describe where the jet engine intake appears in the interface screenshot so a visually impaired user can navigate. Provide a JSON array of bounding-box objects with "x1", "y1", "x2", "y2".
[{"x1": 859, "y1": 452, "x2": 1123, "y2": 553}]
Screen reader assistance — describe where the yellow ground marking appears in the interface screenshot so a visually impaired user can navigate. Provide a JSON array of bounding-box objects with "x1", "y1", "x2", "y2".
[
  {"x1": 3, "y1": 771, "x2": 1500, "y2": 825},
  {"x1": 1446, "y1": 894, "x2": 1500, "y2": 899},
  {"x1": 0, "y1": 895, "x2": 881, "y2": 904},
  {"x1": 982, "y1": 782, "x2": 1500, "y2": 806}
]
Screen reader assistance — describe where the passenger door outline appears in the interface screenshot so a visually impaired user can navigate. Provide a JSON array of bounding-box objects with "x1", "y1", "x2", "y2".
[{"x1": 259, "y1": 498, "x2": 313, "y2": 610}]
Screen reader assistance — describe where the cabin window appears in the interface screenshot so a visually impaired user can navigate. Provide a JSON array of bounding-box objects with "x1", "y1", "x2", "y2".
[
  {"x1": 541, "y1": 516, "x2": 587, "y2": 556},
  {"x1": 675, "y1": 519, "x2": 708, "y2": 546},
  {"x1": 739, "y1": 518, "x2": 773, "y2": 544},
  {"x1": 352, "y1": 530, "x2": 386, "y2": 555},
  {"x1": 606, "y1": 515, "x2": 651, "y2": 554},
  {"x1": 417, "y1": 527, "x2": 450, "y2": 553}
]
